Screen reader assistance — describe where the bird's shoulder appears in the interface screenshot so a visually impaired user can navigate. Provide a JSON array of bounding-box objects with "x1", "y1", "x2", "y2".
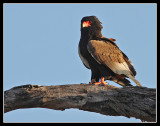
[
  {"x1": 91, "y1": 37, "x2": 118, "y2": 46},
  {"x1": 88, "y1": 37, "x2": 120, "y2": 54}
]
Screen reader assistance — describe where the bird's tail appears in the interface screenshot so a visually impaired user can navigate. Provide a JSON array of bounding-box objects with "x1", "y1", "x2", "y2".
[
  {"x1": 112, "y1": 78, "x2": 133, "y2": 87},
  {"x1": 126, "y1": 75, "x2": 142, "y2": 87}
]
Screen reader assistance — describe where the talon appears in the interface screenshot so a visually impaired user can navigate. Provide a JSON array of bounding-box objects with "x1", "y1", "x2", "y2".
[
  {"x1": 93, "y1": 77, "x2": 108, "y2": 86},
  {"x1": 89, "y1": 79, "x2": 96, "y2": 84},
  {"x1": 94, "y1": 82, "x2": 102, "y2": 85}
]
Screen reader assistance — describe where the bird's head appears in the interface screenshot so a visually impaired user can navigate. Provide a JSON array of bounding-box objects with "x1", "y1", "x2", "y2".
[
  {"x1": 81, "y1": 16, "x2": 103, "y2": 38},
  {"x1": 81, "y1": 16, "x2": 103, "y2": 30}
]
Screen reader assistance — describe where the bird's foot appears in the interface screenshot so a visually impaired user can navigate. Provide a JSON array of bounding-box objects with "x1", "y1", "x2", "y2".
[
  {"x1": 89, "y1": 79, "x2": 96, "y2": 85},
  {"x1": 94, "y1": 81, "x2": 108, "y2": 86},
  {"x1": 89, "y1": 77, "x2": 108, "y2": 86}
]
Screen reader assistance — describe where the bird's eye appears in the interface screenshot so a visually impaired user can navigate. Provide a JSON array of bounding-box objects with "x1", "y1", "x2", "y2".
[{"x1": 82, "y1": 21, "x2": 91, "y2": 28}]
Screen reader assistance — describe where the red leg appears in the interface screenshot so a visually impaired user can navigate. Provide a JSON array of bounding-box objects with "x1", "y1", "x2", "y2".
[{"x1": 94, "y1": 77, "x2": 108, "y2": 86}]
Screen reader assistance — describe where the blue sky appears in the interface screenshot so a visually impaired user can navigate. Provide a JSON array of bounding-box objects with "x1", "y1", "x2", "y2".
[{"x1": 4, "y1": 3, "x2": 156, "y2": 122}]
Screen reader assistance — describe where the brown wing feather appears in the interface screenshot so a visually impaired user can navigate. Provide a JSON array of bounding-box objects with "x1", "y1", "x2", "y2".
[
  {"x1": 87, "y1": 40, "x2": 135, "y2": 76},
  {"x1": 122, "y1": 52, "x2": 136, "y2": 76}
]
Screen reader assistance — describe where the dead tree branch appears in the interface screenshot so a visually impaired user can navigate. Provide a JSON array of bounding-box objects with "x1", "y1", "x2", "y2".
[{"x1": 4, "y1": 84, "x2": 156, "y2": 122}]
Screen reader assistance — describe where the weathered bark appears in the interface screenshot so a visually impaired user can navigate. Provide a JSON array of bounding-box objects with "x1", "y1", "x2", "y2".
[{"x1": 4, "y1": 84, "x2": 156, "y2": 122}]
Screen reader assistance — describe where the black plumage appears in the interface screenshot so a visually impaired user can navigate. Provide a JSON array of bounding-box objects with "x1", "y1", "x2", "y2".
[{"x1": 78, "y1": 16, "x2": 141, "y2": 86}]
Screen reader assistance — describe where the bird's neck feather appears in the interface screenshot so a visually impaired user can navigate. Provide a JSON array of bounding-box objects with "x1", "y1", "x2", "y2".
[{"x1": 81, "y1": 29, "x2": 102, "y2": 41}]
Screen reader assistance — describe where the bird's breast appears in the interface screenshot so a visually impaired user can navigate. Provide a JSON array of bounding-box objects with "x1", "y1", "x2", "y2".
[
  {"x1": 78, "y1": 41, "x2": 91, "y2": 69},
  {"x1": 78, "y1": 39, "x2": 100, "y2": 69}
]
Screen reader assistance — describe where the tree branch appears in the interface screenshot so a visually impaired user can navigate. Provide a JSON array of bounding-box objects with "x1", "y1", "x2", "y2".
[{"x1": 4, "y1": 84, "x2": 156, "y2": 122}]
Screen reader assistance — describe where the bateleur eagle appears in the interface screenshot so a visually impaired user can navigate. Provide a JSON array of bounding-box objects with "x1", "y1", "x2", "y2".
[{"x1": 78, "y1": 16, "x2": 142, "y2": 87}]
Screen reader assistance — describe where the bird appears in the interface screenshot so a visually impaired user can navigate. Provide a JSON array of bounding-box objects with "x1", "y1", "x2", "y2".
[{"x1": 78, "y1": 16, "x2": 142, "y2": 87}]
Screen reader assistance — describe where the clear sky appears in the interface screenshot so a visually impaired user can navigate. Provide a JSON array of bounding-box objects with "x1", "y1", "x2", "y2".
[{"x1": 4, "y1": 3, "x2": 156, "y2": 122}]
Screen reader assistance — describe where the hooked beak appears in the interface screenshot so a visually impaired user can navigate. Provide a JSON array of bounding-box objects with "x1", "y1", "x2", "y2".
[{"x1": 82, "y1": 21, "x2": 91, "y2": 28}]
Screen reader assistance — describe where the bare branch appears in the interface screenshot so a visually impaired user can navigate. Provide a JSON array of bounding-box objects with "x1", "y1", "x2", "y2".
[{"x1": 4, "y1": 84, "x2": 156, "y2": 122}]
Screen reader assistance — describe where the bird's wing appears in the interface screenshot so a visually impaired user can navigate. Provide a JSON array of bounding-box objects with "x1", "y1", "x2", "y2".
[
  {"x1": 87, "y1": 39, "x2": 136, "y2": 76},
  {"x1": 121, "y1": 52, "x2": 136, "y2": 76}
]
